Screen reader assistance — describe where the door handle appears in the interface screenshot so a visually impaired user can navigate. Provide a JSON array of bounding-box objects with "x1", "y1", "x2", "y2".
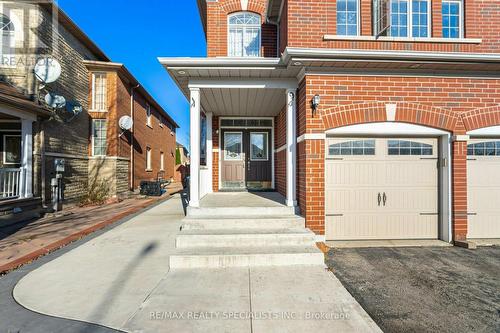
[
  {"x1": 383, "y1": 192, "x2": 387, "y2": 206},
  {"x1": 377, "y1": 193, "x2": 381, "y2": 206}
]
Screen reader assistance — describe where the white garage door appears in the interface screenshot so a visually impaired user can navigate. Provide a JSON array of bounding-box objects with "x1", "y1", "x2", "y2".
[
  {"x1": 467, "y1": 139, "x2": 500, "y2": 239},
  {"x1": 325, "y1": 138, "x2": 439, "y2": 240}
]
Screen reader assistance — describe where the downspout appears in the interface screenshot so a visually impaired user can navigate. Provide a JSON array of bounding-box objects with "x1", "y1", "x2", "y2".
[{"x1": 130, "y1": 83, "x2": 140, "y2": 191}]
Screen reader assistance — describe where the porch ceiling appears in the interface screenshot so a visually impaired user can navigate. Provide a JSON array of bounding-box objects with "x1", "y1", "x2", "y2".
[{"x1": 201, "y1": 88, "x2": 285, "y2": 116}]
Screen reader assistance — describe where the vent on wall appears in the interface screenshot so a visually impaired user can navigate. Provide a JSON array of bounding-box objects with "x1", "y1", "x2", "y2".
[{"x1": 220, "y1": 119, "x2": 273, "y2": 127}]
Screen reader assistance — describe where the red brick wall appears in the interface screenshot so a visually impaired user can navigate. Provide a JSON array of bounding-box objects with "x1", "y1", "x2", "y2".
[
  {"x1": 212, "y1": 116, "x2": 220, "y2": 192},
  {"x1": 299, "y1": 74, "x2": 500, "y2": 240},
  {"x1": 205, "y1": 0, "x2": 277, "y2": 57},
  {"x1": 284, "y1": 0, "x2": 500, "y2": 53},
  {"x1": 274, "y1": 107, "x2": 287, "y2": 196}
]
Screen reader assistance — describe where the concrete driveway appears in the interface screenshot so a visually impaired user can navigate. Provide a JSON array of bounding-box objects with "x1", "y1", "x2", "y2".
[
  {"x1": 11, "y1": 194, "x2": 381, "y2": 333},
  {"x1": 326, "y1": 246, "x2": 500, "y2": 333}
]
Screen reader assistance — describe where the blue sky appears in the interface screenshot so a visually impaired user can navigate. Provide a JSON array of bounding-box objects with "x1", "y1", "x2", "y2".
[{"x1": 58, "y1": 0, "x2": 206, "y2": 148}]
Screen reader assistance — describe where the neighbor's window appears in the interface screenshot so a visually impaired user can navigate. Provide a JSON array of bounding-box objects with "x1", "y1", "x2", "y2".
[
  {"x1": 91, "y1": 73, "x2": 107, "y2": 111},
  {"x1": 146, "y1": 103, "x2": 152, "y2": 127},
  {"x1": 329, "y1": 140, "x2": 376, "y2": 156},
  {"x1": 228, "y1": 12, "x2": 261, "y2": 57},
  {"x1": 388, "y1": 140, "x2": 433, "y2": 155},
  {"x1": 442, "y1": 0, "x2": 462, "y2": 38},
  {"x1": 160, "y1": 151, "x2": 165, "y2": 170},
  {"x1": 146, "y1": 147, "x2": 152, "y2": 170},
  {"x1": 3, "y1": 135, "x2": 21, "y2": 164},
  {"x1": 1, "y1": 13, "x2": 15, "y2": 55},
  {"x1": 250, "y1": 132, "x2": 268, "y2": 161},
  {"x1": 337, "y1": 0, "x2": 359, "y2": 36},
  {"x1": 92, "y1": 119, "x2": 107, "y2": 156},
  {"x1": 467, "y1": 141, "x2": 500, "y2": 156}
]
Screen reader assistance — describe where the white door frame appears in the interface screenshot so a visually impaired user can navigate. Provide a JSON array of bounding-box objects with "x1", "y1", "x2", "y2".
[
  {"x1": 325, "y1": 122, "x2": 452, "y2": 243},
  {"x1": 218, "y1": 117, "x2": 275, "y2": 191}
]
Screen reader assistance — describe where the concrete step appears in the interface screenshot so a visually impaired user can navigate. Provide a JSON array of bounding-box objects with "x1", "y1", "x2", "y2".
[
  {"x1": 187, "y1": 205, "x2": 296, "y2": 217},
  {"x1": 169, "y1": 245, "x2": 325, "y2": 269},
  {"x1": 182, "y1": 215, "x2": 305, "y2": 230},
  {"x1": 176, "y1": 228, "x2": 316, "y2": 248}
]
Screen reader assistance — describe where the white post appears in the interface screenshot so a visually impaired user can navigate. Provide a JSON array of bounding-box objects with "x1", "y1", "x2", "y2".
[
  {"x1": 189, "y1": 88, "x2": 201, "y2": 207},
  {"x1": 286, "y1": 88, "x2": 297, "y2": 207},
  {"x1": 21, "y1": 119, "x2": 33, "y2": 198},
  {"x1": 206, "y1": 111, "x2": 213, "y2": 193}
]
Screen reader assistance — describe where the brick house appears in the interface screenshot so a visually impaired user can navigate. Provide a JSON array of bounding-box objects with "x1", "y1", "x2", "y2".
[
  {"x1": 0, "y1": 1, "x2": 178, "y2": 222},
  {"x1": 161, "y1": 0, "x2": 500, "y2": 244}
]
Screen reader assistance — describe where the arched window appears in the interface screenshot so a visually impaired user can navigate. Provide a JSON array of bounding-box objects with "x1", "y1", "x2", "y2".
[
  {"x1": 228, "y1": 12, "x2": 261, "y2": 57},
  {"x1": 0, "y1": 14, "x2": 14, "y2": 33}
]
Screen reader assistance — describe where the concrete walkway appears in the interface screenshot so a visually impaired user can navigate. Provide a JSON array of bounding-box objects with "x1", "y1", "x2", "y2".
[{"x1": 13, "y1": 194, "x2": 381, "y2": 332}]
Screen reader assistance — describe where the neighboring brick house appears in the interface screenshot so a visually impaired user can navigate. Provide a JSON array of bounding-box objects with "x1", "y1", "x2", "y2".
[
  {"x1": 0, "y1": 1, "x2": 178, "y2": 222},
  {"x1": 161, "y1": 0, "x2": 500, "y2": 244}
]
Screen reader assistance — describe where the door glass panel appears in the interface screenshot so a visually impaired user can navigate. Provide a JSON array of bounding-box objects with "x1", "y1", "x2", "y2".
[
  {"x1": 250, "y1": 132, "x2": 268, "y2": 160},
  {"x1": 224, "y1": 132, "x2": 242, "y2": 160}
]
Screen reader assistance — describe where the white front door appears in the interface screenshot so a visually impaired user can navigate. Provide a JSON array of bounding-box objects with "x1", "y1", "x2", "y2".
[
  {"x1": 467, "y1": 139, "x2": 500, "y2": 239},
  {"x1": 325, "y1": 137, "x2": 439, "y2": 240}
]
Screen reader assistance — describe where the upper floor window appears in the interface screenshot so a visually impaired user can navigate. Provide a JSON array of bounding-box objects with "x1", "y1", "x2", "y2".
[
  {"x1": 442, "y1": 0, "x2": 462, "y2": 38},
  {"x1": 389, "y1": 0, "x2": 430, "y2": 37},
  {"x1": 0, "y1": 14, "x2": 14, "y2": 33},
  {"x1": 91, "y1": 73, "x2": 107, "y2": 111},
  {"x1": 146, "y1": 103, "x2": 152, "y2": 127},
  {"x1": 228, "y1": 12, "x2": 261, "y2": 57},
  {"x1": 337, "y1": 0, "x2": 359, "y2": 36}
]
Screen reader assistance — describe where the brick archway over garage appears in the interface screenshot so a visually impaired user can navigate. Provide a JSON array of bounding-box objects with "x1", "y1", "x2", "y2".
[
  {"x1": 461, "y1": 105, "x2": 500, "y2": 132},
  {"x1": 321, "y1": 102, "x2": 460, "y2": 133}
]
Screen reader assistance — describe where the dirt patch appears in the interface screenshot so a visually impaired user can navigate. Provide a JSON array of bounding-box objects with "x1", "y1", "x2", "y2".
[{"x1": 326, "y1": 246, "x2": 500, "y2": 333}]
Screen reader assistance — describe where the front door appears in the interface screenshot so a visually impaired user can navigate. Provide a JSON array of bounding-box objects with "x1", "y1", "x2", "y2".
[{"x1": 221, "y1": 128, "x2": 272, "y2": 190}]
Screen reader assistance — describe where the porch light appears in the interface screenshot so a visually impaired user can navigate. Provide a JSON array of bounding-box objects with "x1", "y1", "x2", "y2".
[{"x1": 311, "y1": 94, "x2": 321, "y2": 116}]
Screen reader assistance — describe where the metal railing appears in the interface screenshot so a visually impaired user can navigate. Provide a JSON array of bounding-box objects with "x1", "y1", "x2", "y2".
[{"x1": 0, "y1": 168, "x2": 22, "y2": 200}]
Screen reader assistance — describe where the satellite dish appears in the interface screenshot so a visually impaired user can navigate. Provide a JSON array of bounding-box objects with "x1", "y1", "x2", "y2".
[
  {"x1": 119, "y1": 115, "x2": 133, "y2": 131},
  {"x1": 45, "y1": 93, "x2": 66, "y2": 109},
  {"x1": 34, "y1": 57, "x2": 61, "y2": 83}
]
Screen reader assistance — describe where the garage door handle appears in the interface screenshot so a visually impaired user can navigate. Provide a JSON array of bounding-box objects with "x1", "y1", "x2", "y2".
[
  {"x1": 383, "y1": 192, "x2": 387, "y2": 206},
  {"x1": 378, "y1": 193, "x2": 382, "y2": 206}
]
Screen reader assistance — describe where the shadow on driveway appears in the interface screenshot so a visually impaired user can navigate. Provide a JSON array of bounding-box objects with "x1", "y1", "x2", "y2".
[{"x1": 326, "y1": 246, "x2": 500, "y2": 333}]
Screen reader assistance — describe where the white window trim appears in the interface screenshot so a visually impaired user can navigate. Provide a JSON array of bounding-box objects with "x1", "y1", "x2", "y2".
[
  {"x1": 227, "y1": 12, "x2": 262, "y2": 57},
  {"x1": 91, "y1": 119, "x2": 107, "y2": 157},
  {"x1": 223, "y1": 131, "x2": 243, "y2": 161},
  {"x1": 2, "y1": 134, "x2": 21, "y2": 164},
  {"x1": 250, "y1": 131, "x2": 269, "y2": 161},
  {"x1": 336, "y1": 0, "x2": 361, "y2": 36},
  {"x1": 91, "y1": 72, "x2": 107, "y2": 112},
  {"x1": 146, "y1": 103, "x2": 152, "y2": 128},
  {"x1": 389, "y1": 0, "x2": 431, "y2": 38},
  {"x1": 442, "y1": 0, "x2": 464, "y2": 39},
  {"x1": 146, "y1": 146, "x2": 152, "y2": 171}
]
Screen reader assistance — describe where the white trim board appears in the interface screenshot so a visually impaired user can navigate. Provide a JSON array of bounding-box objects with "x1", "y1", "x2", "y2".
[
  {"x1": 297, "y1": 133, "x2": 326, "y2": 143},
  {"x1": 325, "y1": 122, "x2": 450, "y2": 136},
  {"x1": 467, "y1": 125, "x2": 500, "y2": 137}
]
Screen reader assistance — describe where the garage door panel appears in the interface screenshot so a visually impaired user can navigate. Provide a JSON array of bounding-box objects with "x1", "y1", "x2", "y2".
[
  {"x1": 325, "y1": 137, "x2": 439, "y2": 241},
  {"x1": 467, "y1": 139, "x2": 500, "y2": 239},
  {"x1": 327, "y1": 215, "x2": 438, "y2": 240}
]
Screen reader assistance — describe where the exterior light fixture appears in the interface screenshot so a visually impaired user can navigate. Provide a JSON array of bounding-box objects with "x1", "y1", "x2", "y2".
[
  {"x1": 311, "y1": 94, "x2": 320, "y2": 116},
  {"x1": 178, "y1": 71, "x2": 186, "y2": 75},
  {"x1": 294, "y1": 61, "x2": 302, "y2": 66}
]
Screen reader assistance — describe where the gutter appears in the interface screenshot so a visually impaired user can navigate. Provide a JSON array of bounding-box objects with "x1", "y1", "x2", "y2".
[
  {"x1": 282, "y1": 47, "x2": 500, "y2": 64},
  {"x1": 130, "y1": 84, "x2": 140, "y2": 191}
]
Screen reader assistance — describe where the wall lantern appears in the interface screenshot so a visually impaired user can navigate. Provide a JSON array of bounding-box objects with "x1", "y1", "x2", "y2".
[{"x1": 311, "y1": 94, "x2": 321, "y2": 116}]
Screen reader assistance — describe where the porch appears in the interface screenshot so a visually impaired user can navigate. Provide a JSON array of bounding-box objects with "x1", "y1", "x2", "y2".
[{"x1": 160, "y1": 58, "x2": 301, "y2": 209}]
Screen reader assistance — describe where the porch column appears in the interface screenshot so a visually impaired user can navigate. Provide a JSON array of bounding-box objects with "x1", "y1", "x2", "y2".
[
  {"x1": 286, "y1": 88, "x2": 297, "y2": 207},
  {"x1": 189, "y1": 87, "x2": 201, "y2": 207},
  {"x1": 206, "y1": 111, "x2": 213, "y2": 193},
  {"x1": 21, "y1": 119, "x2": 33, "y2": 198}
]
